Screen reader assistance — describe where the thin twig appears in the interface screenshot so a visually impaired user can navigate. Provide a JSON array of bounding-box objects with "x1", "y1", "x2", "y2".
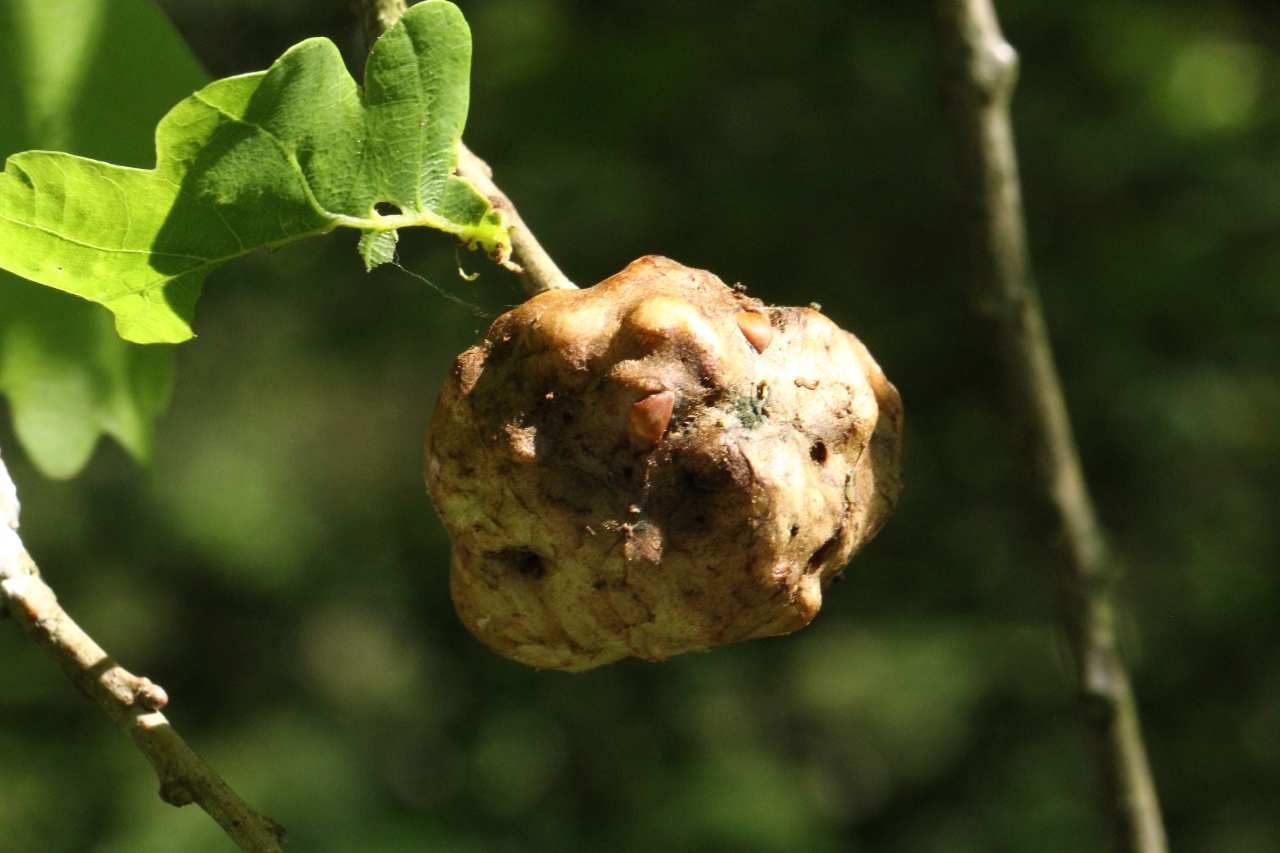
[
  {"x1": 0, "y1": 450, "x2": 286, "y2": 853},
  {"x1": 932, "y1": 2, "x2": 1168, "y2": 852},
  {"x1": 360, "y1": 0, "x2": 576, "y2": 296},
  {"x1": 360, "y1": 0, "x2": 408, "y2": 54},
  {"x1": 455, "y1": 142, "x2": 576, "y2": 295}
]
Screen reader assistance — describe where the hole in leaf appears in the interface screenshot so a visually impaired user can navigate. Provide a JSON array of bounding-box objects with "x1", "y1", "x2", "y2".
[
  {"x1": 374, "y1": 201, "x2": 403, "y2": 217},
  {"x1": 810, "y1": 440, "x2": 828, "y2": 464}
]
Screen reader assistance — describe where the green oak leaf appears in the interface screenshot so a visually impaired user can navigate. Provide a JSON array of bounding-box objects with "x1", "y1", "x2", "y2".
[
  {"x1": 0, "y1": 0, "x2": 207, "y2": 478},
  {"x1": 0, "y1": 0, "x2": 509, "y2": 345}
]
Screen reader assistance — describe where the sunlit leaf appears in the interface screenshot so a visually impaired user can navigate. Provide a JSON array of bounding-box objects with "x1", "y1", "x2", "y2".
[
  {"x1": 0, "y1": 0, "x2": 509, "y2": 346},
  {"x1": 0, "y1": 0, "x2": 206, "y2": 478}
]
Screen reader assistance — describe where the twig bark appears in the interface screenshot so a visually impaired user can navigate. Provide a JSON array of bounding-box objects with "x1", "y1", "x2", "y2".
[
  {"x1": 932, "y1": 2, "x2": 1168, "y2": 852},
  {"x1": 0, "y1": 449, "x2": 286, "y2": 853},
  {"x1": 360, "y1": 0, "x2": 408, "y2": 54},
  {"x1": 360, "y1": 0, "x2": 576, "y2": 296}
]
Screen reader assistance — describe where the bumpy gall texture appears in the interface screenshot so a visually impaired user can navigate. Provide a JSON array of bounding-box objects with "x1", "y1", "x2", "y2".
[{"x1": 427, "y1": 256, "x2": 902, "y2": 671}]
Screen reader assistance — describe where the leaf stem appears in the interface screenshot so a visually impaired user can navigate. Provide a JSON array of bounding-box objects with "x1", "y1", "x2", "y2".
[
  {"x1": 0, "y1": 449, "x2": 286, "y2": 853},
  {"x1": 932, "y1": 2, "x2": 1168, "y2": 852},
  {"x1": 454, "y1": 142, "x2": 576, "y2": 294},
  {"x1": 360, "y1": 0, "x2": 576, "y2": 295}
]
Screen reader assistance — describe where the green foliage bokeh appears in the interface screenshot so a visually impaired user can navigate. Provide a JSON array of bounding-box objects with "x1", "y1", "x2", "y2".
[
  {"x1": 0, "y1": 0, "x2": 508, "y2": 346},
  {"x1": 2, "y1": 0, "x2": 1280, "y2": 851}
]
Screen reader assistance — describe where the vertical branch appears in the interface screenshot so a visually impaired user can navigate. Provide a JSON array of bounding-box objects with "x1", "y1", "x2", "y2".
[
  {"x1": 932, "y1": 2, "x2": 1169, "y2": 852},
  {"x1": 360, "y1": 0, "x2": 576, "y2": 296},
  {"x1": 0, "y1": 450, "x2": 286, "y2": 853}
]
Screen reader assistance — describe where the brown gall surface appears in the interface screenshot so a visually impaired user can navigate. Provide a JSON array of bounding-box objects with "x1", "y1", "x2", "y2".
[{"x1": 426, "y1": 256, "x2": 903, "y2": 671}]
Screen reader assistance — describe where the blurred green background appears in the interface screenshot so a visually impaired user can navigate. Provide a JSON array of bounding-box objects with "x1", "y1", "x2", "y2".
[{"x1": 3, "y1": 0, "x2": 1280, "y2": 850}]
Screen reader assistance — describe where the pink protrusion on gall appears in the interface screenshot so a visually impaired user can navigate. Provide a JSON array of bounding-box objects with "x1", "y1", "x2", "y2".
[
  {"x1": 628, "y1": 391, "x2": 676, "y2": 445},
  {"x1": 736, "y1": 311, "x2": 773, "y2": 353}
]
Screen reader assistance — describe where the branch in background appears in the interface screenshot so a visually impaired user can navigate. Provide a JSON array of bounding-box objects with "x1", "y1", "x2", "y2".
[
  {"x1": 0, "y1": 450, "x2": 286, "y2": 853},
  {"x1": 360, "y1": 0, "x2": 576, "y2": 296},
  {"x1": 932, "y1": 2, "x2": 1168, "y2": 852}
]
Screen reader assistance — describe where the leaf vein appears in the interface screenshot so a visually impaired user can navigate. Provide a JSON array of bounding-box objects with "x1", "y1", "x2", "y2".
[
  {"x1": 0, "y1": 212, "x2": 211, "y2": 261},
  {"x1": 189, "y1": 90, "x2": 339, "y2": 225}
]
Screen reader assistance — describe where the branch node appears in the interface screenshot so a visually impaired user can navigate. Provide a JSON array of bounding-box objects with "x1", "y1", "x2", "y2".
[
  {"x1": 160, "y1": 778, "x2": 196, "y2": 807},
  {"x1": 135, "y1": 679, "x2": 170, "y2": 711},
  {"x1": 976, "y1": 40, "x2": 1019, "y2": 100},
  {"x1": 266, "y1": 818, "x2": 288, "y2": 844}
]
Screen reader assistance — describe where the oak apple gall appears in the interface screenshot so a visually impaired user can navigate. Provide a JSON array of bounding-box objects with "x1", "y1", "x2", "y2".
[{"x1": 427, "y1": 256, "x2": 902, "y2": 670}]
